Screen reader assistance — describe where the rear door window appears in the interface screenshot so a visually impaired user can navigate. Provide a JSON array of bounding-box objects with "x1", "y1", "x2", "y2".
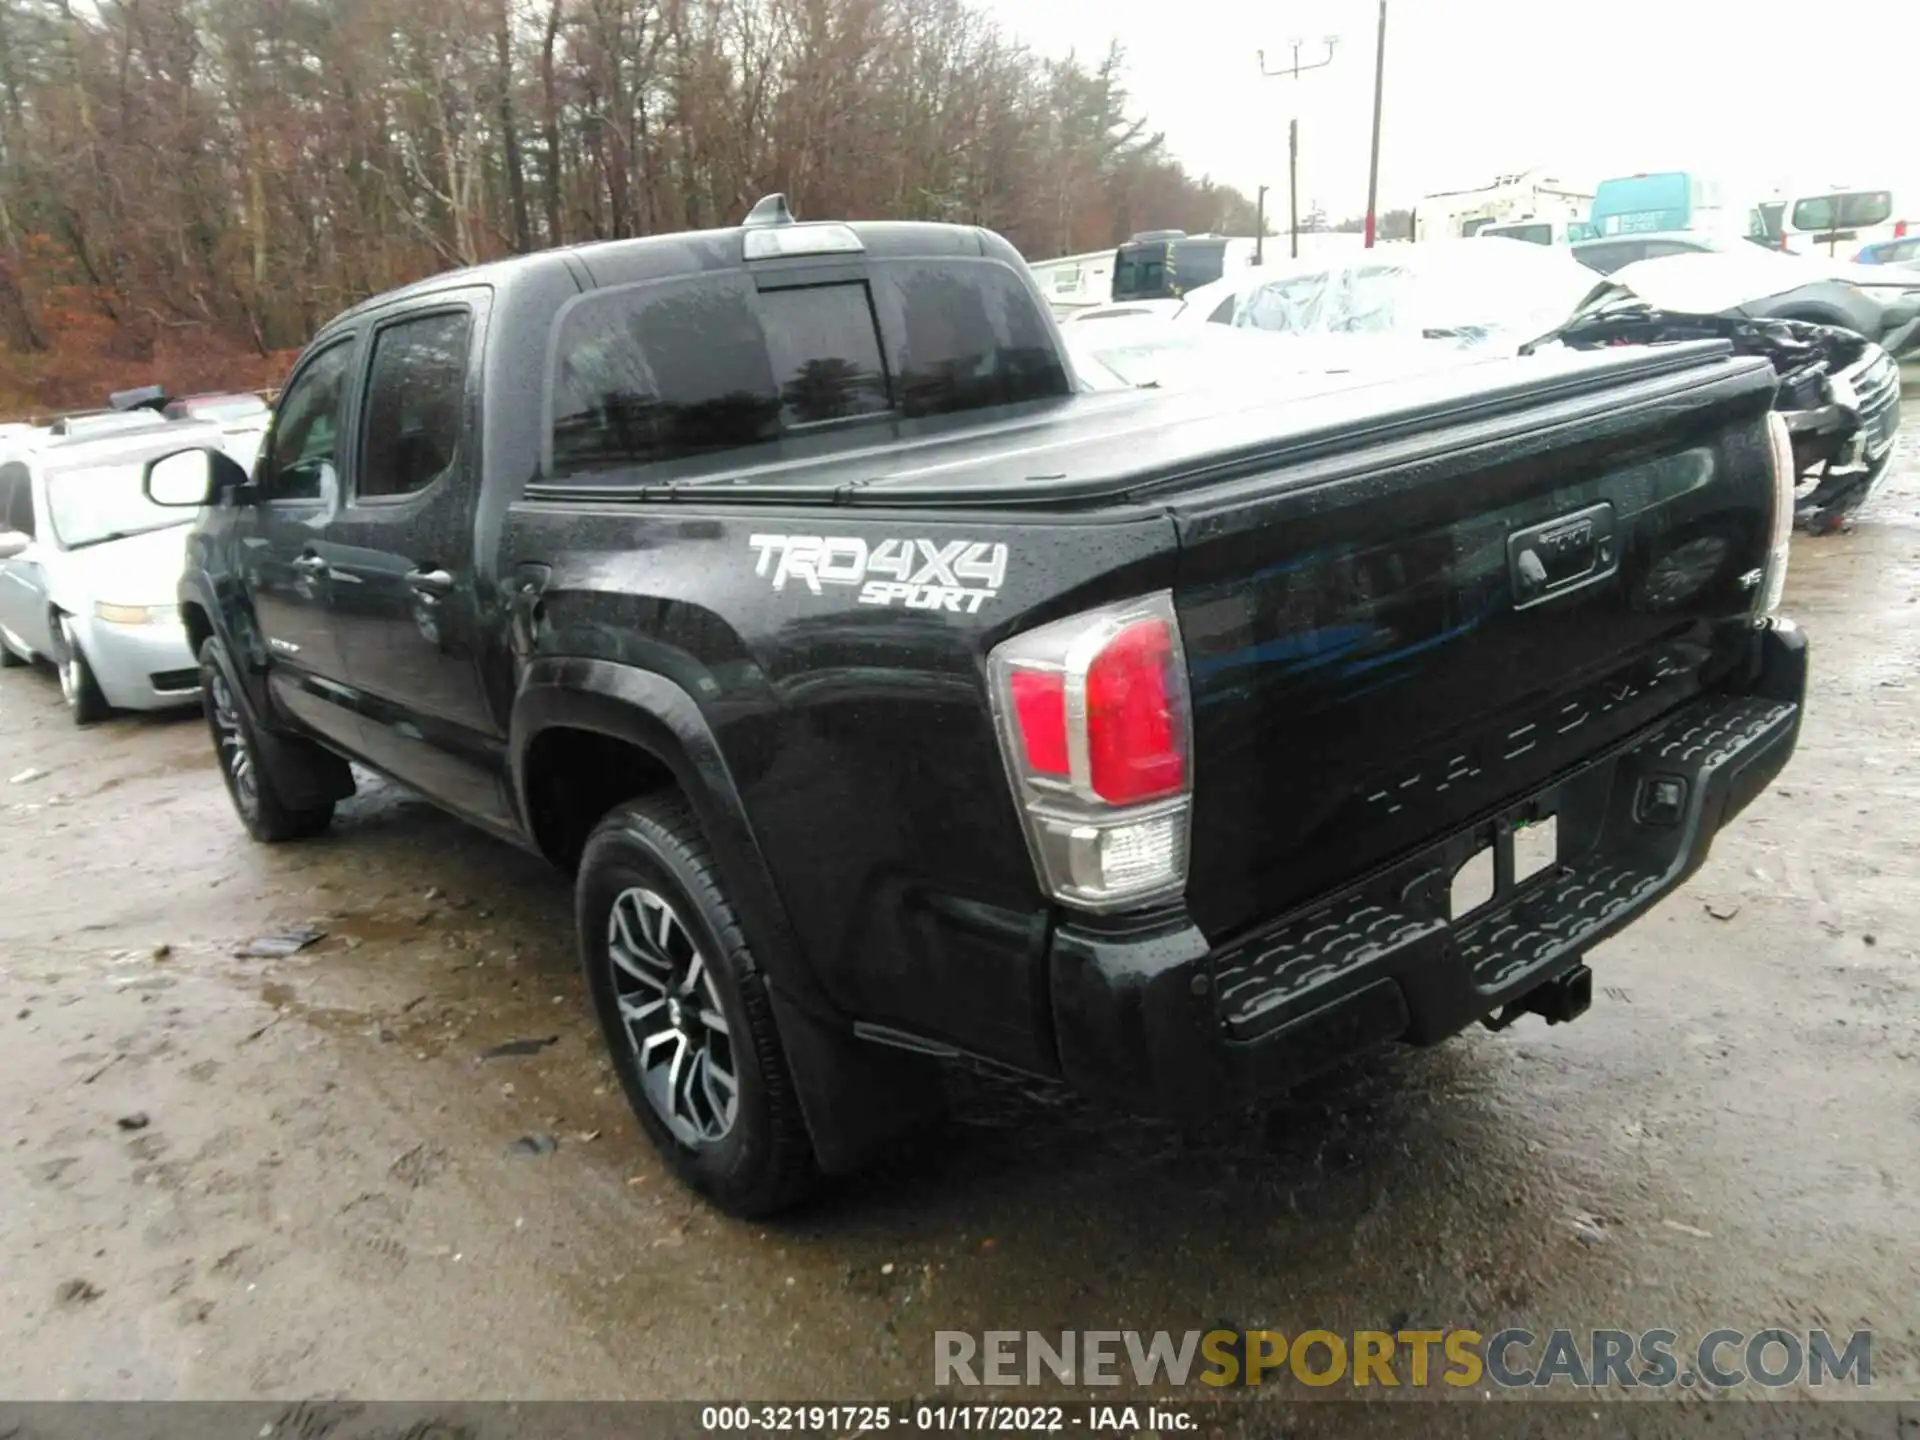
[
  {"x1": 1794, "y1": 191, "x2": 1892, "y2": 233},
  {"x1": 1112, "y1": 250, "x2": 1168, "y2": 300},
  {"x1": 358, "y1": 311, "x2": 473, "y2": 500}
]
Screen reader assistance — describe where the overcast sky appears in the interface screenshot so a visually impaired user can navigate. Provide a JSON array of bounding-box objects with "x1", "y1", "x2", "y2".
[{"x1": 979, "y1": 0, "x2": 1920, "y2": 223}]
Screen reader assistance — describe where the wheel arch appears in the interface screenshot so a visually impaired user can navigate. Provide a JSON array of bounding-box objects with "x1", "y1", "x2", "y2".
[{"x1": 511, "y1": 658, "x2": 947, "y2": 1173}]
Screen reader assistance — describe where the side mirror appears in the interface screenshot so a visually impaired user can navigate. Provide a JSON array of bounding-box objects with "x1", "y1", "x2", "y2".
[
  {"x1": 0, "y1": 530, "x2": 27, "y2": 561},
  {"x1": 144, "y1": 447, "x2": 250, "y2": 507}
]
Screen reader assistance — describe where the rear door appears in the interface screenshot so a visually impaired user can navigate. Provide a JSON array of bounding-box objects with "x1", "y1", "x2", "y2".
[
  {"x1": 328, "y1": 296, "x2": 510, "y2": 826},
  {"x1": 245, "y1": 336, "x2": 363, "y2": 748}
]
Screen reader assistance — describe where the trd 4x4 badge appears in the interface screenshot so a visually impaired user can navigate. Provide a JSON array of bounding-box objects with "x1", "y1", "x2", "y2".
[{"x1": 748, "y1": 535, "x2": 1009, "y2": 613}]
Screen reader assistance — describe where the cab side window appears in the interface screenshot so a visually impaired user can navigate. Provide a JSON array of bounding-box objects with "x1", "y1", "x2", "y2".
[
  {"x1": 358, "y1": 311, "x2": 473, "y2": 500},
  {"x1": 259, "y1": 341, "x2": 354, "y2": 503}
]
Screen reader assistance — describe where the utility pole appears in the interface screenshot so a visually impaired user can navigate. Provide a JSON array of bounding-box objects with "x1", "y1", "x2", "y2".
[
  {"x1": 1288, "y1": 121, "x2": 1300, "y2": 259},
  {"x1": 1258, "y1": 39, "x2": 1338, "y2": 261},
  {"x1": 1255, "y1": 185, "x2": 1268, "y2": 264},
  {"x1": 1363, "y1": 0, "x2": 1389, "y2": 248}
]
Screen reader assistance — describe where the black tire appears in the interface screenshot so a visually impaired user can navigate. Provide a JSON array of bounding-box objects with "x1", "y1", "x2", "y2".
[
  {"x1": 199, "y1": 639, "x2": 334, "y2": 843},
  {"x1": 0, "y1": 636, "x2": 23, "y2": 668},
  {"x1": 578, "y1": 793, "x2": 818, "y2": 1217},
  {"x1": 55, "y1": 616, "x2": 109, "y2": 725}
]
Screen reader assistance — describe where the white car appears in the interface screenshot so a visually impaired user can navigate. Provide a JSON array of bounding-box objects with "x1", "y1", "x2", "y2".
[
  {"x1": 1169, "y1": 238, "x2": 1600, "y2": 348},
  {"x1": 1075, "y1": 237, "x2": 1904, "y2": 533},
  {"x1": 1059, "y1": 299, "x2": 1189, "y2": 325},
  {"x1": 1064, "y1": 313, "x2": 1488, "y2": 394},
  {"x1": 0, "y1": 424, "x2": 221, "y2": 723}
]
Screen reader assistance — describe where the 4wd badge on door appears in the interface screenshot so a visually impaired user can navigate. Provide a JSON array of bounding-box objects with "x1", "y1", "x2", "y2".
[{"x1": 747, "y1": 535, "x2": 1008, "y2": 613}]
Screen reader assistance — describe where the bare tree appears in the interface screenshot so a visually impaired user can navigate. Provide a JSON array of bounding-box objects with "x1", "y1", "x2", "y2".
[{"x1": 0, "y1": 0, "x2": 1263, "y2": 409}]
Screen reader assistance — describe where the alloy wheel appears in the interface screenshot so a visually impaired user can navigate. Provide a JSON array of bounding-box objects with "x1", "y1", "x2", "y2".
[
  {"x1": 208, "y1": 668, "x2": 257, "y2": 812},
  {"x1": 607, "y1": 885, "x2": 739, "y2": 1146}
]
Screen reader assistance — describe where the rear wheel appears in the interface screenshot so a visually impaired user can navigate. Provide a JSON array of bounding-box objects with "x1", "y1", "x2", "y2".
[
  {"x1": 200, "y1": 639, "x2": 334, "y2": 842},
  {"x1": 55, "y1": 616, "x2": 109, "y2": 725},
  {"x1": 579, "y1": 794, "x2": 817, "y2": 1217}
]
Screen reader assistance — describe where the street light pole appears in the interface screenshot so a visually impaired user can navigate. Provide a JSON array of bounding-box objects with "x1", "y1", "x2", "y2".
[
  {"x1": 1363, "y1": 0, "x2": 1388, "y2": 248},
  {"x1": 1258, "y1": 39, "x2": 1338, "y2": 262},
  {"x1": 1255, "y1": 185, "x2": 1268, "y2": 265}
]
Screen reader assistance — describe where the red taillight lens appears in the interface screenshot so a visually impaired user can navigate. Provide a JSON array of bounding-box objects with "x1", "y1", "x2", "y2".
[
  {"x1": 987, "y1": 592, "x2": 1194, "y2": 912},
  {"x1": 1896, "y1": 220, "x2": 1909, "y2": 239},
  {"x1": 1009, "y1": 669, "x2": 1069, "y2": 776},
  {"x1": 1085, "y1": 619, "x2": 1184, "y2": 802}
]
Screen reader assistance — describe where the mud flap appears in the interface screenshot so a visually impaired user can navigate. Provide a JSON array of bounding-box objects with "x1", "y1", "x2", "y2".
[{"x1": 766, "y1": 987, "x2": 945, "y2": 1174}]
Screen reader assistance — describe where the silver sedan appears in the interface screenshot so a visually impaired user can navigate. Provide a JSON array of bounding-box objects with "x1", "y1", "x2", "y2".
[{"x1": 0, "y1": 425, "x2": 220, "y2": 724}]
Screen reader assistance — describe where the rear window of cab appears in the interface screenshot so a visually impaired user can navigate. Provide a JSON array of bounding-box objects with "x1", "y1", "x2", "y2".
[{"x1": 548, "y1": 260, "x2": 1068, "y2": 480}]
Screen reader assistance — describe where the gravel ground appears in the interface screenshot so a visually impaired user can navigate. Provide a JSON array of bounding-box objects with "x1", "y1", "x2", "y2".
[{"x1": 2, "y1": 411, "x2": 1917, "y2": 1430}]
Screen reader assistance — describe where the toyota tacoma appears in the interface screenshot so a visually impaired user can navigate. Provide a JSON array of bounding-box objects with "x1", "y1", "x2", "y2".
[{"x1": 142, "y1": 198, "x2": 1809, "y2": 1215}]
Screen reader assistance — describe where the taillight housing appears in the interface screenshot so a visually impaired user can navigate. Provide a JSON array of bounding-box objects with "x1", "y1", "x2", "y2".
[
  {"x1": 1756, "y1": 410, "x2": 1795, "y2": 618},
  {"x1": 988, "y1": 592, "x2": 1193, "y2": 912}
]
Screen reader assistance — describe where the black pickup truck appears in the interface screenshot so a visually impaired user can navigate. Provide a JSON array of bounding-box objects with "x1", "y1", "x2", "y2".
[{"x1": 143, "y1": 199, "x2": 1808, "y2": 1215}]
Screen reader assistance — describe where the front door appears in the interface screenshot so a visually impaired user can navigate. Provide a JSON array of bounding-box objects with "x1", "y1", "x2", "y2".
[
  {"x1": 0, "y1": 461, "x2": 54, "y2": 660},
  {"x1": 327, "y1": 300, "x2": 510, "y2": 827},
  {"x1": 244, "y1": 337, "x2": 362, "y2": 749}
]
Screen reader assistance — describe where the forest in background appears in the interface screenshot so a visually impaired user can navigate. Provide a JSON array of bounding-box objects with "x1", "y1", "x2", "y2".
[{"x1": 0, "y1": 0, "x2": 1264, "y2": 411}]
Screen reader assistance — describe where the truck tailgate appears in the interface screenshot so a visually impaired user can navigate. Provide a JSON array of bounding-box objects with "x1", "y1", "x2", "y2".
[{"x1": 1169, "y1": 347, "x2": 1780, "y2": 941}]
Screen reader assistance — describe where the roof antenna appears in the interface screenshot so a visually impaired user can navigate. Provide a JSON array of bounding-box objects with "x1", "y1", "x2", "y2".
[{"x1": 743, "y1": 194, "x2": 797, "y2": 228}]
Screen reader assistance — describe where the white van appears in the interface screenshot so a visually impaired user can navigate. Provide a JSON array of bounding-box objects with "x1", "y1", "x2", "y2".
[{"x1": 1777, "y1": 186, "x2": 1915, "y2": 258}]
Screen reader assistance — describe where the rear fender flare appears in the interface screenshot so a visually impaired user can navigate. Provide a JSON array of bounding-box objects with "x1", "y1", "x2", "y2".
[
  {"x1": 510, "y1": 659, "x2": 945, "y2": 1173},
  {"x1": 509, "y1": 658, "x2": 831, "y2": 1018}
]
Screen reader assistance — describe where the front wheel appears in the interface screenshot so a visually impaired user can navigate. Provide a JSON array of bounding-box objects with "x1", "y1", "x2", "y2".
[
  {"x1": 579, "y1": 794, "x2": 818, "y2": 1217},
  {"x1": 200, "y1": 639, "x2": 334, "y2": 842},
  {"x1": 55, "y1": 616, "x2": 109, "y2": 725}
]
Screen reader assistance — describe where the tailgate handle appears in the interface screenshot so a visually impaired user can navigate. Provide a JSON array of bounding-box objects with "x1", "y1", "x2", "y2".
[{"x1": 1508, "y1": 502, "x2": 1618, "y2": 610}]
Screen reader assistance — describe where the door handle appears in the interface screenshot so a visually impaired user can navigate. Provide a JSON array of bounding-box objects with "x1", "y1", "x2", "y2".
[
  {"x1": 292, "y1": 553, "x2": 329, "y2": 576},
  {"x1": 406, "y1": 567, "x2": 455, "y2": 597}
]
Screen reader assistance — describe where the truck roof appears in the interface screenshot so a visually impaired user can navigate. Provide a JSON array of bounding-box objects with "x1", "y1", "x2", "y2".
[{"x1": 332, "y1": 210, "x2": 1019, "y2": 323}]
